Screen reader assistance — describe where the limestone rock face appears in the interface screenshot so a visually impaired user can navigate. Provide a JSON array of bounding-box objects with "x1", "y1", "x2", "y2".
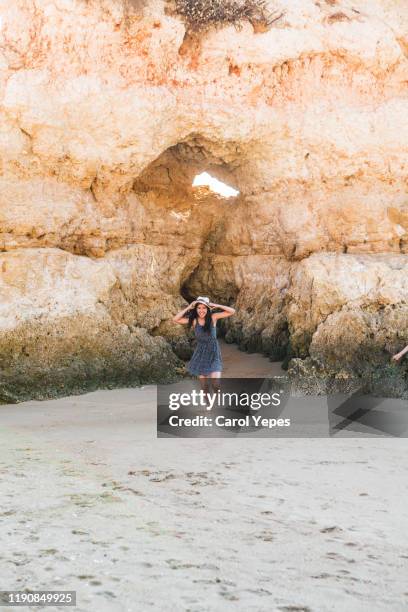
[
  {"x1": 287, "y1": 254, "x2": 408, "y2": 395},
  {"x1": 0, "y1": 0, "x2": 407, "y2": 399},
  {"x1": 0, "y1": 247, "x2": 183, "y2": 401}
]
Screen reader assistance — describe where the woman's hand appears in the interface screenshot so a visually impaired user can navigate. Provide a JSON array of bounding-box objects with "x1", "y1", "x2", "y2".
[
  {"x1": 173, "y1": 301, "x2": 196, "y2": 323},
  {"x1": 210, "y1": 302, "x2": 236, "y2": 319},
  {"x1": 391, "y1": 345, "x2": 408, "y2": 361}
]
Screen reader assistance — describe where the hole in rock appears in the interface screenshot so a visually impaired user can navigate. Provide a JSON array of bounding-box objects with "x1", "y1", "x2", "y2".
[{"x1": 192, "y1": 172, "x2": 239, "y2": 198}]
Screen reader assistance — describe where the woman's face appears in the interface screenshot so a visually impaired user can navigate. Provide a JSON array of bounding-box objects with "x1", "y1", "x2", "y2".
[{"x1": 197, "y1": 304, "x2": 208, "y2": 318}]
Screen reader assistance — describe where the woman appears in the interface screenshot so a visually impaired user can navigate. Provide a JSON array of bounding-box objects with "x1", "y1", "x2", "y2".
[
  {"x1": 173, "y1": 296, "x2": 236, "y2": 401},
  {"x1": 392, "y1": 344, "x2": 408, "y2": 362}
]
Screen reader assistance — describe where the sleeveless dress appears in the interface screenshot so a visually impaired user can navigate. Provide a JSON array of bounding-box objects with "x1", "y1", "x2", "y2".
[{"x1": 187, "y1": 321, "x2": 223, "y2": 376}]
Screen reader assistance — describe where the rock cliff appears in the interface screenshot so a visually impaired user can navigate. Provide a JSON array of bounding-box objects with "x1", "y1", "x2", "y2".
[{"x1": 0, "y1": 0, "x2": 407, "y2": 400}]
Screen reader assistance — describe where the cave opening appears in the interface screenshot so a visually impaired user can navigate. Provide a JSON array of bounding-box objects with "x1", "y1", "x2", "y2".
[
  {"x1": 132, "y1": 135, "x2": 242, "y2": 306},
  {"x1": 132, "y1": 134, "x2": 247, "y2": 344},
  {"x1": 192, "y1": 172, "x2": 240, "y2": 198}
]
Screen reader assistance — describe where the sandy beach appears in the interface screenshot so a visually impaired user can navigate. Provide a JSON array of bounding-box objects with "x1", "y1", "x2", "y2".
[{"x1": 1, "y1": 341, "x2": 407, "y2": 611}]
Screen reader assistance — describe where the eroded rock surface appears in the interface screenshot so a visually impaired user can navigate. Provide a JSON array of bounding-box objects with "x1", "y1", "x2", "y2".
[{"x1": 0, "y1": 0, "x2": 407, "y2": 399}]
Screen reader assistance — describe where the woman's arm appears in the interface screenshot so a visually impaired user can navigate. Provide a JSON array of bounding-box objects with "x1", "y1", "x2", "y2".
[
  {"x1": 209, "y1": 302, "x2": 236, "y2": 320},
  {"x1": 173, "y1": 301, "x2": 196, "y2": 325},
  {"x1": 392, "y1": 344, "x2": 408, "y2": 361}
]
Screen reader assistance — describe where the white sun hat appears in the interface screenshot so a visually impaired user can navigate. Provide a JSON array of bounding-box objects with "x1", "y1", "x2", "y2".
[{"x1": 196, "y1": 296, "x2": 211, "y2": 306}]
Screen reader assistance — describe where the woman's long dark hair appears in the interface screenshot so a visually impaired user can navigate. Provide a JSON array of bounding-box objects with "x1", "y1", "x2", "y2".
[{"x1": 187, "y1": 304, "x2": 212, "y2": 333}]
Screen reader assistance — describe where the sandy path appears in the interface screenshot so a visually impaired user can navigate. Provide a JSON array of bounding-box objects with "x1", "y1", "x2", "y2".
[
  {"x1": 0, "y1": 342, "x2": 407, "y2": 611},
  {"x1": 220, "y1": 340, "x2": 286, "y2": 378}
]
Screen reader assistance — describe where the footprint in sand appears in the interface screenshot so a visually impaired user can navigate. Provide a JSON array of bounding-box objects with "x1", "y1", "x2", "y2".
[
  {"x1": 66, "y1": 492, "x2": 123, "y2": 507},
  {"x1": 320, "y1": 526, "x2": 343, "y2": 533},
  {"x1": 254, "y1": 530, "x2": 274, "y2": 542},
  {"x1": 278, "y1": 607, "x2": 311, "y2": 612}
]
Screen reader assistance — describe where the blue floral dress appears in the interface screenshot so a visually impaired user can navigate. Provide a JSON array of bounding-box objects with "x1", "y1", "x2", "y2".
[{"x1": 187, "y1": 321, "x2": 223, "y2": 375}]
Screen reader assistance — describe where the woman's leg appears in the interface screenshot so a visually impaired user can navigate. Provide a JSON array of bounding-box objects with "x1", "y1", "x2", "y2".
[
  {"x1": 198, "y1": 375, "x2": 211, "y2": 407},
  {"x1": 209, "y1": 371, "x2": 222, "y2": 393}
]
